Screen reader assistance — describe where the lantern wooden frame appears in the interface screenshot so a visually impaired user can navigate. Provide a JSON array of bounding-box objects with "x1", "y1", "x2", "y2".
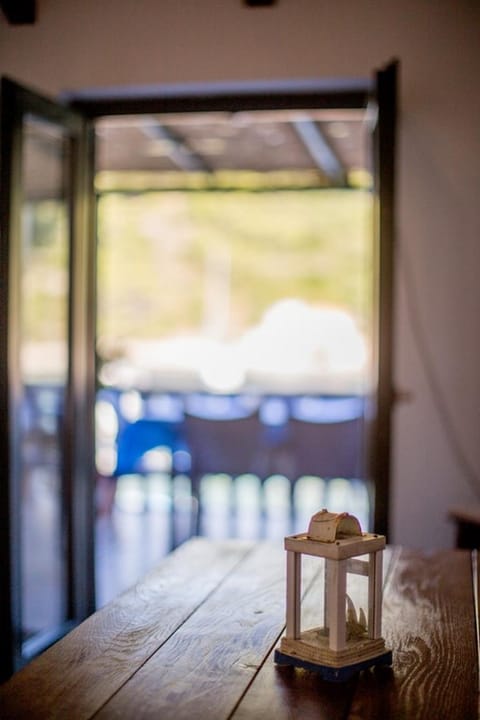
[{"x1": 275, "y1": 513, "x2": 392, "y2": 682}]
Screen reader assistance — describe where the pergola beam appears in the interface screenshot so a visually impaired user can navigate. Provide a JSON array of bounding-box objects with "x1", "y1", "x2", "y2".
[
  {"x1": 140, "y1": 117, "x2": 211, "y2": 173},
  {"x1": 293, "y1": 118, "x2": 346, "y2": 186}
]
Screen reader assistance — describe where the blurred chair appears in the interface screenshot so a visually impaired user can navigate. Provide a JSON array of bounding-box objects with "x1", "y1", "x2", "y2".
[
  {"x1": 256, "y1": 396, "x2": 293, "y2": 479},
  {"x1": 143, "y1": 392, "x2": 185, "y2": 423},
  {"x1": 183, "y1": 413, "x2": 262, "y2": 487},
  {"x1": 290, "y1": 394, "x2": 364, "y2": 424},
  {"x1": 286, "y1": 396, "x2": 366, "y2": 521},
  {"x1": 183, "y1": 400, "x2": 263, "y2": 532},
  {"x1": 184, "y1": 392, "x2": 259, "y2": 420},
  {"x1": 23, "y1": 383, "x2": 64, "y2": 438},
  {"x1": 115, "y1": 418, "x2": 189, "y2": 476},
  {"x1": 107, "y1": 418, "x2": 190, "y2": 514},
  {"x1": 288, "y1": 395, "x2": 365, "y2": 481},
  {"x1": 22, "y1": 383, "x2": 65, "y2": 488}
]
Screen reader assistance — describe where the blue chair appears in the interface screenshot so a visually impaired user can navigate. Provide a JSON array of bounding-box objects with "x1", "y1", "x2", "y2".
[
  {"x1": 108, "y1": 418, "x2": 190, "y2": 518},
  {"x1": 114, "y1": 418, "x2": 190, "y2": 477}
]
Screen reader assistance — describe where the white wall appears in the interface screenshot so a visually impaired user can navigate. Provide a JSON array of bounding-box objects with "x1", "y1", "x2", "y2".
[{"x1": 2, "y1": 0, "x2": 480, "y2": 549}]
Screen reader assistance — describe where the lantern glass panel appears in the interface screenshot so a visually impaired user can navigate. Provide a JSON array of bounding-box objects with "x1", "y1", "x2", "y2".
[
  {"x1": 346, "y1": 553, "x2": 370, "y2": 641},
  {"x1": 299, "y1": 555, "x2": 326, "y2": 635}
]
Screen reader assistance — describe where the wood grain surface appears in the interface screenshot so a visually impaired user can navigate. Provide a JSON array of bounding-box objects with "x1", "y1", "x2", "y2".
[
  {"x1": 94, "y1": 541, "x2": 301, "y2": 720},
  {"x1": 0, "y1": 542, "x2": 477, "y2": 720},
  {"x1": 348, "y1": 549, "x2": 478, "y2": 720},
  {"x1": 0, "y1": 539, "x2": 254, "y2": 719}
]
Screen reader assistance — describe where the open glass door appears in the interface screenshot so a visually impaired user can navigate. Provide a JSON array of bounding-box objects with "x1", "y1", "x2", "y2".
[{"x1": 0, "y1": 77, "x2": 96, "y2": 680}]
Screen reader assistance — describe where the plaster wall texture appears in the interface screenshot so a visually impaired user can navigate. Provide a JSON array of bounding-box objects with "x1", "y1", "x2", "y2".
[{"x1": 1, "y1": 0, "x2": 480, "y2": 549}]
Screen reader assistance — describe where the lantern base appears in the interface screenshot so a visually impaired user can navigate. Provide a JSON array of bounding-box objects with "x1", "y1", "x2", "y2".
[
  {"x1": 279, "y1": 629, "x2": 389, "y2": 667},
  {"x1": 274, "y1": 647, "x2": 393, "y2": 682}
]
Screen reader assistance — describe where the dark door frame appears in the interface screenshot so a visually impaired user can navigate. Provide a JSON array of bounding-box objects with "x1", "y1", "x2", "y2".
[
  {"x1": 65, "y1": 77, "x2": 371, "y2": 118},
  {"x1": 371, "y1": 60, "x2": 398, "y2": 537}
]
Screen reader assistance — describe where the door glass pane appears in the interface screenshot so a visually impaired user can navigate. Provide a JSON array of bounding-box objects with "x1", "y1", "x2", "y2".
[{"x1": 19, "y1": 115, "x2": 70, "y2": 650}]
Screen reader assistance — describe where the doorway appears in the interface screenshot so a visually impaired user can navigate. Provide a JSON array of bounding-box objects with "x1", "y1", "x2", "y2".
[{"x1": 92, "y1": 103, "x2": 376, "y2": 605}]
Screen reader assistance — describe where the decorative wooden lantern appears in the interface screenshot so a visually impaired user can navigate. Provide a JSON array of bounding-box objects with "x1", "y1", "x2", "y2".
[{"x1": 275, "y1": 509, "x2": 392, "y2": 681}]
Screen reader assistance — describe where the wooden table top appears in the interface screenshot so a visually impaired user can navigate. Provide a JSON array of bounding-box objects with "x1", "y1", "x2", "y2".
[{"x1": 0, "y1": 538, "x2": 478, "y2": 719}]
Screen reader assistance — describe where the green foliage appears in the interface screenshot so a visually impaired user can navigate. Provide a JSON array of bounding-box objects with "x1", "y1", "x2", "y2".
[
  {"x1": 96, "y1": 189, "x2": 373, "y2": 348},
  {"x1": 22, "y1": 201, "x2": 69, "y2": 342}
]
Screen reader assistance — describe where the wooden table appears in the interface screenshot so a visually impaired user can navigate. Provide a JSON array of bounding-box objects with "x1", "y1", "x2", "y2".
[{"x1": 0, "y1": 538, "x2": 478, "y2": 719}]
